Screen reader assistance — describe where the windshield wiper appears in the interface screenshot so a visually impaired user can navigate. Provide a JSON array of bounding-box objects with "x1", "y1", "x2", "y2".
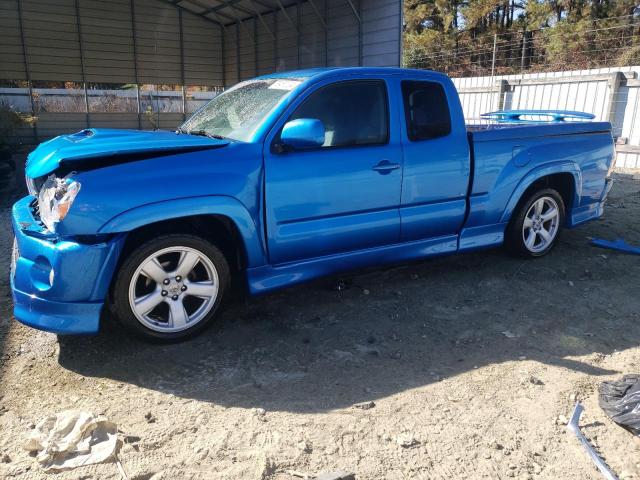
[{"x1": 182, "y1": 129, "x2": 226, "y2": 140}]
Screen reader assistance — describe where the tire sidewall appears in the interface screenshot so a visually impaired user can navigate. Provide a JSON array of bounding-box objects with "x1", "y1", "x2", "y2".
[
  {"x1": 111, "y1": 234, "x2": 230, "y2": 342},
  {"x1": 507, "y1": 188, "x2": 566, "y2": 258}
]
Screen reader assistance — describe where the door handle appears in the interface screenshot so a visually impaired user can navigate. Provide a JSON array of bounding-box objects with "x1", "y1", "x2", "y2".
[{"x1": 372, "y1": 160, "x2": 400, "y2": 174}]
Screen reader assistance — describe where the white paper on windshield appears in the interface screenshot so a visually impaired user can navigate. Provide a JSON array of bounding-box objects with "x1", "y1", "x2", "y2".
[{"x1": 269, "y1": 79, "x2": 302, "y2": 91}]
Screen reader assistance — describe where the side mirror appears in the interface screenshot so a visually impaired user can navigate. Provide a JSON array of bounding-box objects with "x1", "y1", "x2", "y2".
[{"x1": 280, "y1": 118, "x2": 325, "y2": 150}]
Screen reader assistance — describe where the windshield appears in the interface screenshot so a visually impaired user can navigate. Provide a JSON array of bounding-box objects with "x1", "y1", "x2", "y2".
[{"x1": 179, "y1": 78, "x2": 303, "y2": 142}]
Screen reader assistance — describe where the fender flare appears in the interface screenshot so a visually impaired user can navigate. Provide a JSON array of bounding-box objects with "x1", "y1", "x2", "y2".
[
  {"x1": 500, "y1": 161, "x2": 582, "y2": 224},
  {"x1": 97, "y1": 195, "x2": 267, "y2": 268}
]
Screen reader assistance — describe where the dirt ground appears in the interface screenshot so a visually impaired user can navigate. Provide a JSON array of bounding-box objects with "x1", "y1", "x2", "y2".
[{"x1": 1, "y1": 171, "x2": 640, "y2": 480}]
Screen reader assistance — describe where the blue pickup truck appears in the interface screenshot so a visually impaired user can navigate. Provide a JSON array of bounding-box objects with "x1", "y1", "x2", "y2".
[{"x1": 11, "y1": 67, "x2": 614, "y2": 341}]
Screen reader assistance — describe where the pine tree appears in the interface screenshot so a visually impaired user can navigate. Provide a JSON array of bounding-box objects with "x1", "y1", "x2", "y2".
[{"x1": 404, "y1": 0, "x2": 640, "y2": 74}]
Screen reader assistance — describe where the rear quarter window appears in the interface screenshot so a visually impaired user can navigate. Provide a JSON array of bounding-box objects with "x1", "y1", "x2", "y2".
[{"x1": 402, "y1": 80, "x2": 451, "y2": 141}]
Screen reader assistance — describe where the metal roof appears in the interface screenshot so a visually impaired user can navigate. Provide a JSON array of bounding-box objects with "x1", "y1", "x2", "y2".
[{"x1": 163, "y1": 0, "x2": 337, "y2": 28}]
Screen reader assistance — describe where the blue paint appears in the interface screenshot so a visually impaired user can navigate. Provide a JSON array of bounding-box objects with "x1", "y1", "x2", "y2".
[
  {"x1": 11, "y1": 67, "x2": 615, "y2": 335},
  {"x1": 591, "y1": 238, "x2": 640, "y2": 255},
  {"x1": 25, "y1": 128, "x2": 229, "y2": 178},
  {"x1": 280, "y1": 118, "x2": 326, "y2": 149},
  {"x1": 481, "y1": 110, "x2": 596, "y2": 123}
]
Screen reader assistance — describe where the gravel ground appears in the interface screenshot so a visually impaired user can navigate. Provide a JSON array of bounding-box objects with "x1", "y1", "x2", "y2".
[{"x1": 1, "y1": 171, "x2": 640, "y2": 480}]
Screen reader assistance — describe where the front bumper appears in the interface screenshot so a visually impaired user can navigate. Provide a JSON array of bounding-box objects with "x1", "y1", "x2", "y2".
[{"x1": 10, "y1": 196, "x2": 125, "y2": 334}]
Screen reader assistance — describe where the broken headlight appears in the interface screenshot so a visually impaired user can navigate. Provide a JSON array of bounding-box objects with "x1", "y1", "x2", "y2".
[{"x1": 37, "y1": 174, "x2": 81, "y2": 231}]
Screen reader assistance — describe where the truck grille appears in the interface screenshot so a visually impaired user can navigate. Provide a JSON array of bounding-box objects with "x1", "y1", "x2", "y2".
[{"x1": 29, "y1": 198, "x2": 43, "y2": 225}]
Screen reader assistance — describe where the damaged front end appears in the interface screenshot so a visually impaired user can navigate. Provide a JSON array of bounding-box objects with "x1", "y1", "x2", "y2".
[
  {"x1": 12, "y1": 128, "x2": 228, "y2": 333},
  {"x1": 10, "y1": 195, "x2": 126, "y2": 334}
]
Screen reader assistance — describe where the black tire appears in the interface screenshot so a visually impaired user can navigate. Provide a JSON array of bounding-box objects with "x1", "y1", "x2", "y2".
[
  {"x1": 110, "y1": 234, "x2": 230, "y2": 342},
  {"x1": 505, "y1": 188, "x2": 565, "y2": 258}
]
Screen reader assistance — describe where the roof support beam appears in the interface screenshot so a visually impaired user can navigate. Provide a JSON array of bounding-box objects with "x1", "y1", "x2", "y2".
[
  {"x1": 17, "y1": 0, "x2": 38, "y2": 142},
  {"x1": 345, "y1": 0, "x2": 361, "y2": 23},
  {"x1": 161, "y1": 0, "x2": 227, "y2": 29},
  {"x1": 130, "y1": 0, "x2": 142, "y2": 128},
  {"x1": 74, "y1": 0, "x2": 90, "y2": 127},
  {"x1": 275, "y1": 0, "x2": 297, "y2": 32},
  {"x1": 307, "y1": 0, "x2": 326, "y2": 30},
  {"x1": 229, "y1": 7, "x2": 255, "y2": 45},
  {"x1": 201, "y1": 0, "x2": 247, "y2": 16},
  {"x1": 247, "y1": 0, "x2": 276, "y2": 40}
]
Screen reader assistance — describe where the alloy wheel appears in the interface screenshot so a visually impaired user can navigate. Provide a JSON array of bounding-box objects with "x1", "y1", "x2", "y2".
[
  {"x1": 128, "y1": 246, "x2": 219, "y2": 333},
  {"x1": 522, "y1": 196, "x2": 560, "y2": 253}
]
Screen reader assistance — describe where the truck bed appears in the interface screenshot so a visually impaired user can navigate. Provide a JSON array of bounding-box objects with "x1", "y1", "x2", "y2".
[
  {"x1": 467, "y1": 120, "x2": 612, "y2": 142},
  {"x1": 460, "y1": 119, "x2": 614, "y2": 252}
]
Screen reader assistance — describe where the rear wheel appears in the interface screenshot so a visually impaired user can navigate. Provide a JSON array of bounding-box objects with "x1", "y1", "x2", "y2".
[
  {"x1": 111, "y1": 234, "x2": 229, "y2": 342},
  {"x1": 505, "y1": 188, "x2": 565, "y2": 257}
]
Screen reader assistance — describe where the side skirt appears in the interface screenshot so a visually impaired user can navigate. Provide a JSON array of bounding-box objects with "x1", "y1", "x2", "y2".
[
  {"x1": 247, "y1": 235, "x2": 458, "y2": 294},
  {"x1": 569, "y1": 201, "x2": 605, "y2": 228},
  {"x1": 458, "y1": 223, "x2": 507, "y2": 252}
]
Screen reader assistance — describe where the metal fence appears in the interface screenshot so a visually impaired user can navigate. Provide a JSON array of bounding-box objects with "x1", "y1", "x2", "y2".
[
  {"x1": 453, "y1": 66, "x2": 640, "y2": 169},
  {"x1": 1, "y1": 86, "x2": 221, "y2": 144},
  {"x1": 403, "y1": 15, "x2": 640, "y2": 169},
  {"x1": 404, "y1": 15, "x2": 640, "y2": 78}
]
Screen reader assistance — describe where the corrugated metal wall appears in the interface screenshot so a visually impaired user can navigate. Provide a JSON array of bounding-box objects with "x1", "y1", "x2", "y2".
[
  {"x1": 0, "y1": 0, "x2": 225, "y2": 85},
  {"x1": 222, "y1": 0, "x2": 401, "y2": 84},
  {"x1": 0, "y1": 0, "x2": 403, "y2": 85},
  {"x1": 0, "y1": 0, "x2": 402, "y2": 144}
]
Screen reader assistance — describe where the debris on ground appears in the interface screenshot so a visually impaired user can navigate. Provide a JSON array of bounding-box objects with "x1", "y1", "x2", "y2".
[
  {"x1": 315, "y1": 470, "x2": 356, "y2": 480},
  {"x1": 567, "y1": 403, "x2": 619, "y2": 480},
  {"x1": 599, "y1": 374, "x2": 640, "y2": 436},
  {"x1": 23, "y1": 410, "x2": 118, "y2": 473},
  {"x1": 353, "y1": 401, "x2": 375, "y2": 410},
  {"x1": 591, "y1": 238, "x2": 640, "y2": 255},
  {"x1": 521, "y1": 375, "x2": 544, "y2": 386},
  {"x1": 287, "y1": 469, "x2": 355, "y2": 480},
  {"x1": 143, "y1": 412, "x2": 156, "y2": 424},
  {"x1": 395, "y1": 434, "x2": 420, "y2": 448}
]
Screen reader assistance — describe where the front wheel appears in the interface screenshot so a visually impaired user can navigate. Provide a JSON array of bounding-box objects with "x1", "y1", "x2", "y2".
[
  {"x1": 110, "y1": 234, "x2": 230, "y2": 342},
  {"x1": 505, "y1": 188, "x2": 565, "y2": 257}
]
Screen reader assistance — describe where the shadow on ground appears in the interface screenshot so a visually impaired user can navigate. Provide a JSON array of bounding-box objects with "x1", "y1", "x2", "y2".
[
  {"x1": 56, "y1": 175, "x2": 640, "y2": 413},
  {"x1": 0, "y1": 154, "x2": 27, "y2": 392}
]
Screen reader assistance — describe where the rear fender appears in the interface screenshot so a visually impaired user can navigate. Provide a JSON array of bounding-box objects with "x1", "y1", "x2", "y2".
[
  {"x1": 97, "y1": 196, "x2": 267, "y2": 268},
  {"x1": 499, "y1": 162, "x2": 582, "y2": 224}
]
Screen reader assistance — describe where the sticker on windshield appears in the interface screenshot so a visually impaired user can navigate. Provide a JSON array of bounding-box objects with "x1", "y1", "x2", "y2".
[{"x1": 269, "y1": 79, "x2": 302, "y2": 91}]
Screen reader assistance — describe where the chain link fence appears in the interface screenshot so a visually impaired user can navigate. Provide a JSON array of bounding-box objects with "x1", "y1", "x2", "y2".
[{"x1": 404, "y1": 14, "x2": 640, "y2": 78}]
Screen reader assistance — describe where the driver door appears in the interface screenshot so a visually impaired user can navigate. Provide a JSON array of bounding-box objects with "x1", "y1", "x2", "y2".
[{"x1": 263, "y1": 78, "x2": 403, "y2": 265}]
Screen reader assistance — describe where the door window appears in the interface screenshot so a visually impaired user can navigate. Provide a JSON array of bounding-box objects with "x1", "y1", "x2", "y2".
[
  {"x1": 288, "y1": 80, "x2": 389, "y2": 148},
  {"x1": 402, "y1": 81, "x2": 451, "y2": 141}
]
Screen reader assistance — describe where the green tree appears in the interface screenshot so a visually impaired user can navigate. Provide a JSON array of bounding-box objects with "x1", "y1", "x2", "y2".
[{"x1": 404, "y1": 0, "x2": 640, "y2": 74}]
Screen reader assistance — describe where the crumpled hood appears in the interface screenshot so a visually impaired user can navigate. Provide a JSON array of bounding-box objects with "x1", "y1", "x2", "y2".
[{"x1": 26, "y1": 128, "x2": 229, "y2": 178}]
